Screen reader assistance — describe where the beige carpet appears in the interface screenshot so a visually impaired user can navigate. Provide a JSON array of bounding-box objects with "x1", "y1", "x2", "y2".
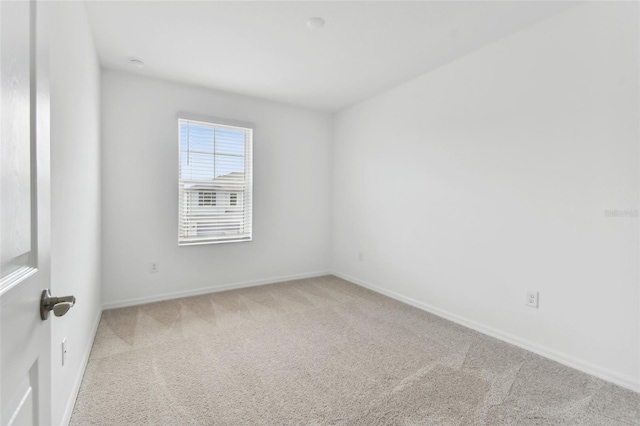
[{"x1": 71, "y1": 275, "x2": 639, "y2": 425}]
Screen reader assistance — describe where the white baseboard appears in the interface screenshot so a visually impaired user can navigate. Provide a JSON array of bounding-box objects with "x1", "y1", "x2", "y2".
[
  {"x1": 102, "y1": 270, "x2": 331, "y2": 310},
  {"x1": 60, "y1": 308, "x2": 102, "y2": 426},
  {"x1": 332, "y1": 270, "x2": 640, "y2": 394}
]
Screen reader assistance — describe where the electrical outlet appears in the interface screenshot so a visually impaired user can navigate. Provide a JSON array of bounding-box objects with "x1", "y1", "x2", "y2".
[
  {"x1": 358, "y1": 251, "x2": 364, "y2": 262},
  {"x1": 526, "y1": 291, "x2": 539, "y2": 308},
  {"x1": 62, "y1": 338, "x2": 67, "y2": 366},
  {"x1": 150, "y1": 262, "x2": 159, "y2": 273}
]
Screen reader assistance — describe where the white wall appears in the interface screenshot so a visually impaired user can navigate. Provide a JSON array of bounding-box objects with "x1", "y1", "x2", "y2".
[
  {"x1": 332, "y1": 2, "x2": 639, "y2": 390},
  {"x1": 49, "y1": 2, "x2": 102, "y2": 425},
  {"x1": 101, "y1": 71, "x2": 332, "y2": 305}
]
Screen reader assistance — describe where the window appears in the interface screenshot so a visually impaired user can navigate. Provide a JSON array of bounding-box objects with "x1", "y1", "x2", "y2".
[
  {"x1": 179, "y1": 119, "x2": 253, "y2": 245},
  {"x1": 199, "y1": 191, "x2": 216, "y2": 206}
]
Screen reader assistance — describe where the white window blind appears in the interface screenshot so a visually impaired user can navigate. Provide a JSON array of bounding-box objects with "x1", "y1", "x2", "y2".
[{"x1": 178, "y1": 119, "x2": 253, "y2": 245}]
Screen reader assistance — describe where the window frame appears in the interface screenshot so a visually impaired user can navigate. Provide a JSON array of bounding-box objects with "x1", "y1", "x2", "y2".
[{"x1": 177, "y1": 115, "x2": 254, "y2": 246}]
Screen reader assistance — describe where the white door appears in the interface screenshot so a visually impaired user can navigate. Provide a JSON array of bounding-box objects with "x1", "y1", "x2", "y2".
[{"x1": 1, "y1": 0, "x2": 52, "y2": 425}]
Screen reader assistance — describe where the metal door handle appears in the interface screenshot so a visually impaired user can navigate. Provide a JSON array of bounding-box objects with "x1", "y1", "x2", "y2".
[{"x1": 40, "y1": 289, "x2": 76, "y2": 320}]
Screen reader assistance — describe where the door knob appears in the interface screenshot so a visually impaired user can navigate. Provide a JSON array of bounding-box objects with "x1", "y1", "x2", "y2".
[{"x1": 40, "y1": 289, "x2": 76, "y2": 320}]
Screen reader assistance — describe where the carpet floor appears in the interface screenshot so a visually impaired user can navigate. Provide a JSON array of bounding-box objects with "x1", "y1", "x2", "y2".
[{"x1": 71, "y1": 275, "x2": 639, "y2": 425}]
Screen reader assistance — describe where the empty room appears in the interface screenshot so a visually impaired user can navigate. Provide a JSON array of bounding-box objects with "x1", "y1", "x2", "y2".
[{"x1": 1, "y1": 0, "x2": 639, "y2": 425}]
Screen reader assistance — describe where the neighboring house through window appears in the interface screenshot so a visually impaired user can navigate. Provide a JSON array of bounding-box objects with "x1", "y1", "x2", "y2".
[{"x1": 178, "y1": 118, "x2": 253, "y2": 244}]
